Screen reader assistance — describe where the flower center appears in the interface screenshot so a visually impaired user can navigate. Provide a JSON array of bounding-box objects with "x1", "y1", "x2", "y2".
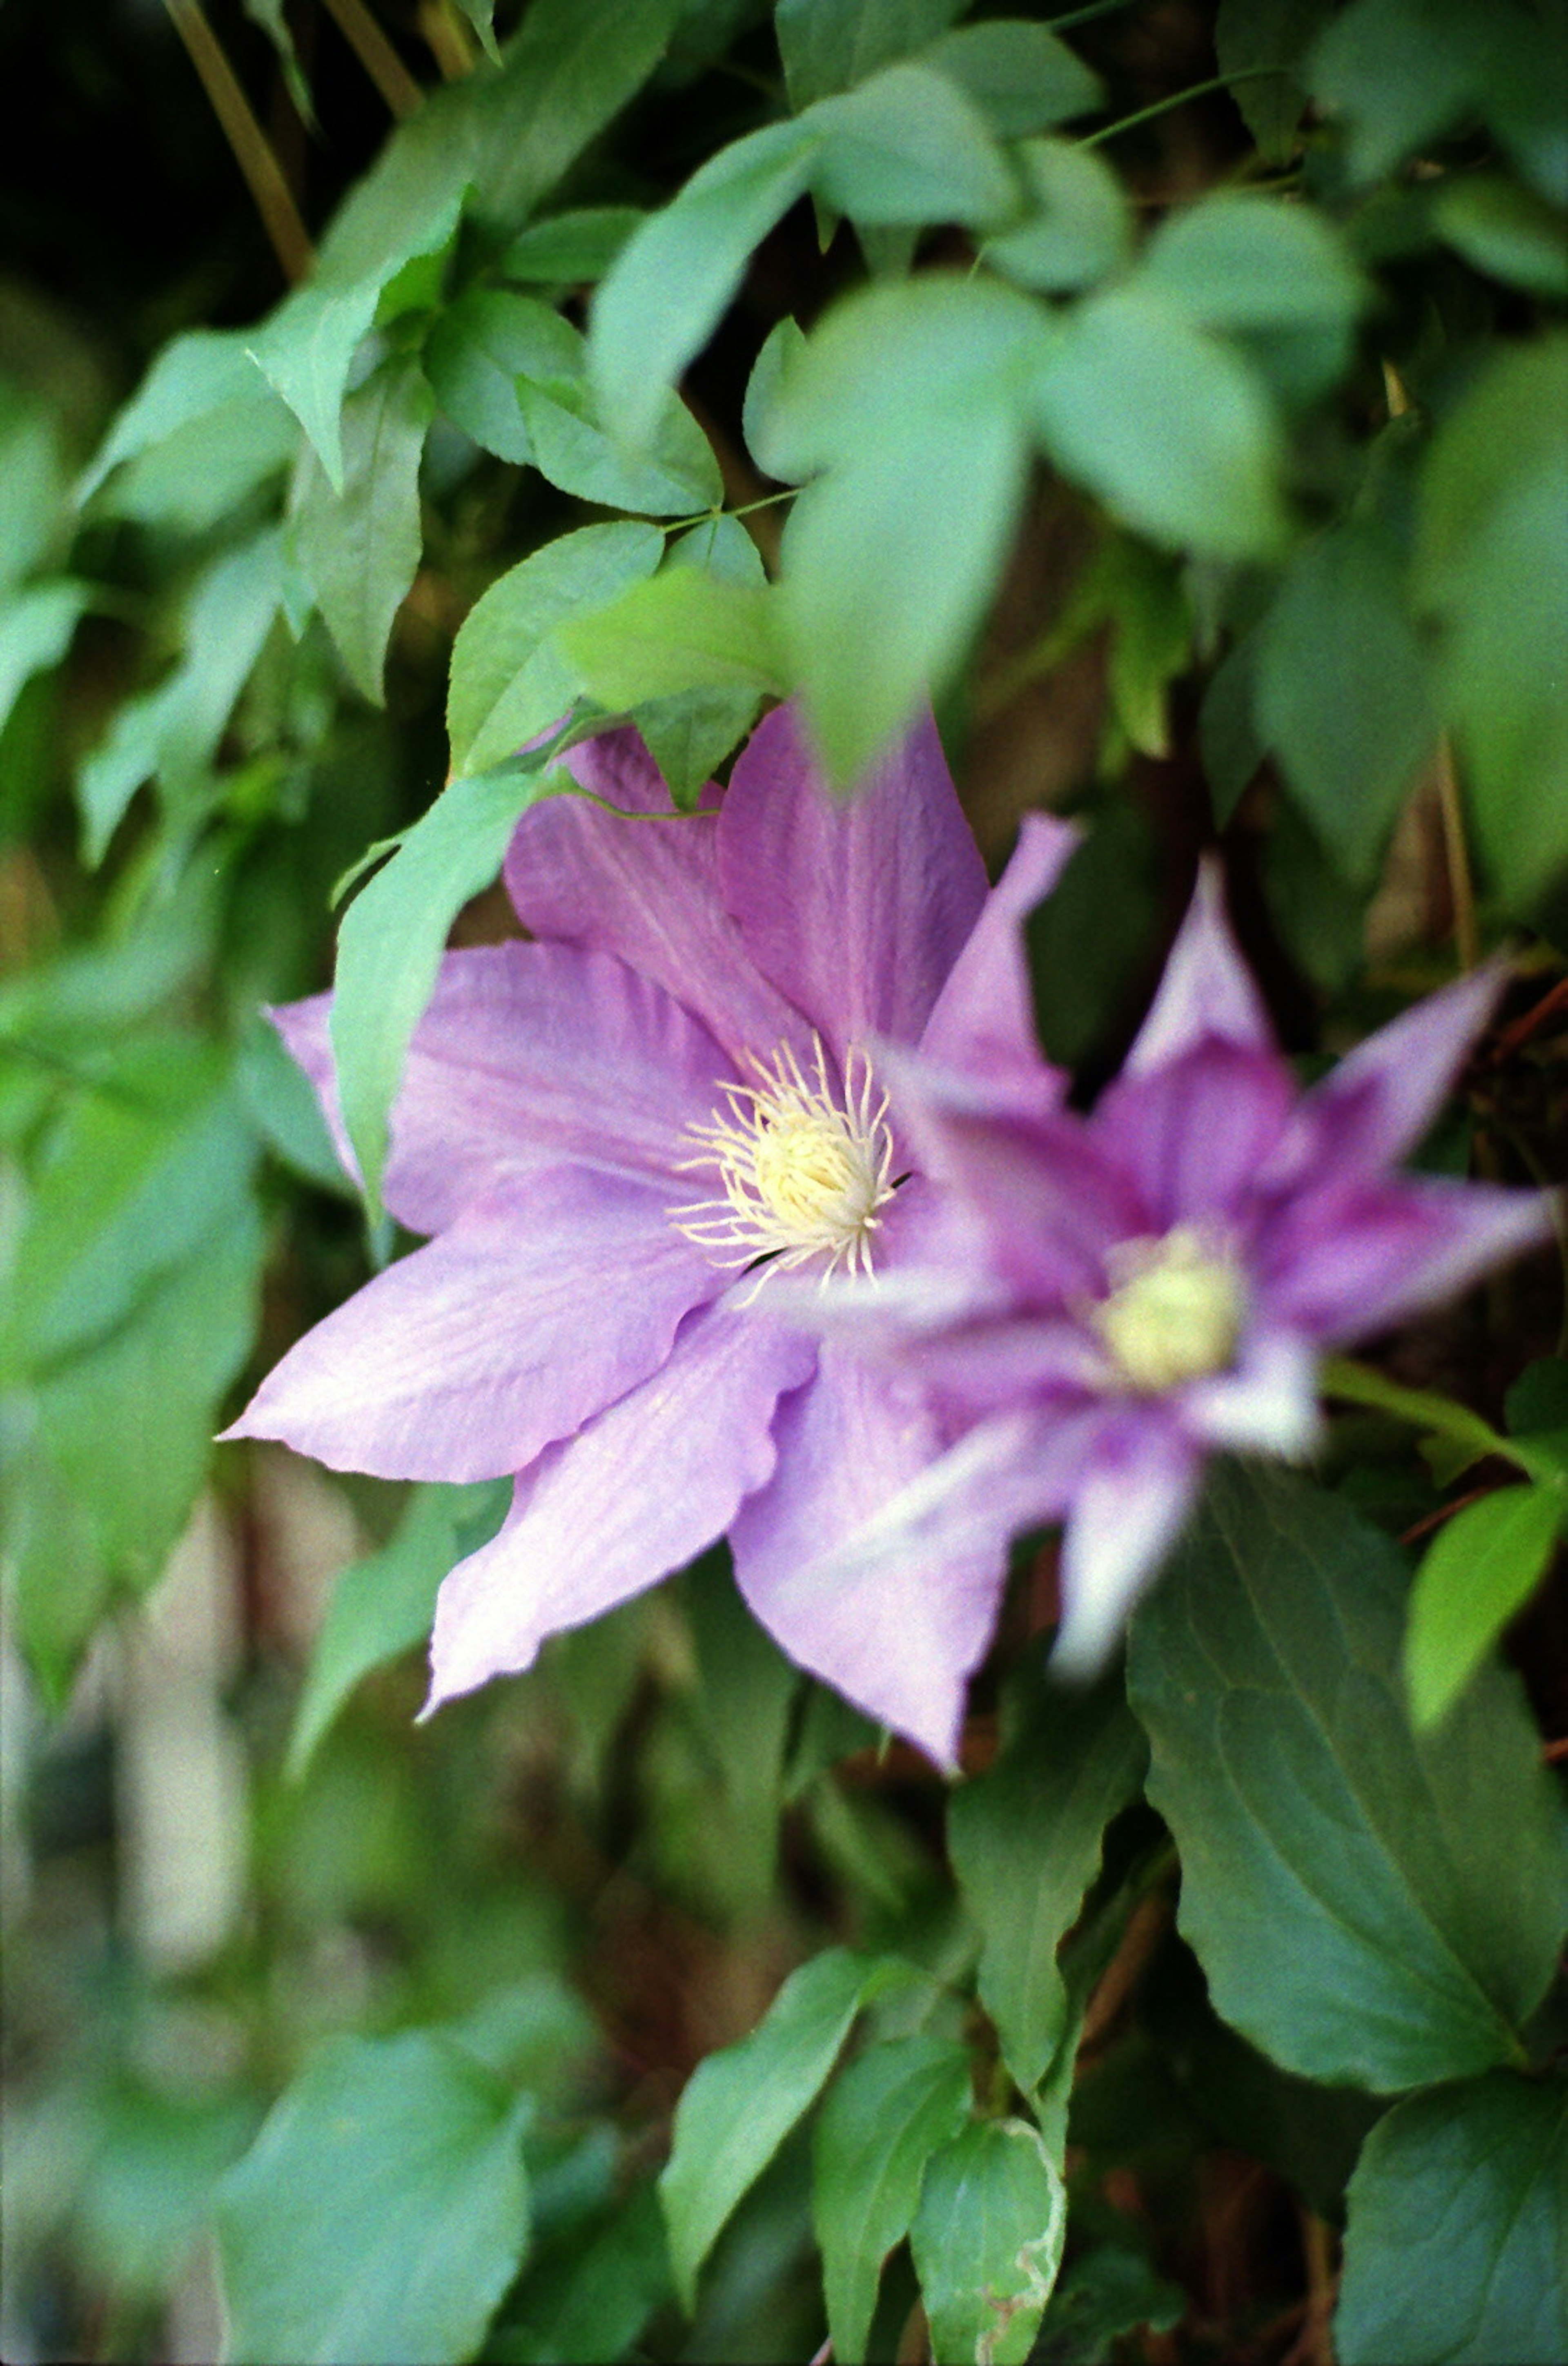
[
  {"x1": 1091, "y1": 1225, "x2": 1246, "y2": 1392},
  {"x1": 673, "y1": 1036, "x2": 896, "y2": 1286}
]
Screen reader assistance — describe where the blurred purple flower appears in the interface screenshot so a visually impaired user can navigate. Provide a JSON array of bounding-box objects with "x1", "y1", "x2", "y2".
[
  {"x1": 784, "y1": 864, "x2": 1557, "y2": 1680},
  {"x1": 226, "y1": 704, "x2": 1075, "y2": 1763}
]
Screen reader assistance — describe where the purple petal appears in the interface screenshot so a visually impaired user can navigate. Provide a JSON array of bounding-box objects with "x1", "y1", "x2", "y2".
[
  {"x1": 919, "y1": 811, "x2": 1078, "y2": 1111},
  {"x1": 223, "y1": 1169, "x2": 721, "y2": 1482},
  {"x1": 1297, "y1": 962, "x2": 1506, "y2": 1177},
  {"x1": 272, "y1": 992, "x2": 360, "y2": 1189},
  {"x1": 1054, "y1": 1414, "x2": 1201, "y2": 1675},
  {"x1": 1125, "y1": 859, "x2": 1274, "y2": 1076},
  {"x1": 734, "y1": 1396, "x2": 1073, "y2": 1769},
  {"x1": 716, "y1": 703, "x2": 988, "y2": 1067},
  {"x1": 1261, "y1": 1175, "x2": 1557, "y2": 1346},
  {"x1": 1180, "y1": 1325, "x2": 1323, "y2": 1460},
  {"x1": 277, "y1": 945, "x2": 736, "y2": 1235},
  {"x1": 503, "y1": 727, "x2": 802, "y2": 1067},
  {"x1": 424, "y1": 1303, "x2": 817, "y2": 1710},
  {"x1": 1091, "y1": 1040, "x2": 1296, "y2": 1230}
]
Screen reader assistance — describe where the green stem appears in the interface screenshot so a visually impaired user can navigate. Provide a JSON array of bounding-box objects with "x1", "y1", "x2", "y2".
[
  {"x1": 1079, "y1": 65, "x2": 1286, "y2": 149},
  {"x1": 1321, "y1": 1357, "x2": 1562, "y2": 1488},
  {"x1": 1044, "y1": 0, "x2": 1136, "y2": 30}
]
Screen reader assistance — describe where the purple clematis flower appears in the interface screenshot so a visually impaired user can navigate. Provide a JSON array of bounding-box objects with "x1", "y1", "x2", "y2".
[
  {"x1": 778, "y1": 864, "x2": 1557, "y2": 1682},
  {"x1": 225, "y1": 702, "x2": 1076, "y2": 1764}
]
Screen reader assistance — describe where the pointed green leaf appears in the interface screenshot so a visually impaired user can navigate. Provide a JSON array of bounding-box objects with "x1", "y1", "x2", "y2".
[
  {"x1": 1405, "y1": 1484, "x2": 1564, "y2": 1730},
  {"x1": 922, "y1": 20, "x2": 1101, "y2": 136},
  {"x1": 294, "y1": 355, "x2": 433, "y2": 705},
  {"x1": 775, "y1": 0, "x2": 962, "y2": 111},
  {"x1": 985, "y1": 138, "x2": 1130, "y2": 293},
  {"x1": 910, "y1": 2118, "x2": 1066, "y2": 2366},
  {"x1": 499, "y1": 205, "x2": 646, "y2": 284},
  {"x1": 1128, "y1": 1461, "x2": 1568, "y2": 2092},
  {"x1": 0, "y1": 580, "x2": 88, "y2": 739},
  {"x1": 811, "y1": 62, "x2": 1018, "y2": 227}
]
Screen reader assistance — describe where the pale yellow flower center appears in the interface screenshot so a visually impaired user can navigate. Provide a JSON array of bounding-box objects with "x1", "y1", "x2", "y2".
[
  {"x1": 1092, "y1": 1225, "x2": 1246, "y2": 1392},
  {"x1": 673, "y1": 1036, "x2": 896, "y2": 1288}
]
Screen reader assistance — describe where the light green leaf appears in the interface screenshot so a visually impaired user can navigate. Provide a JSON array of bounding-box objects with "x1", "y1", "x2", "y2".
[
  {"x1": 742, "y1": 314, "x2": 809, "y2": 481},
  {"x1": 922, "y1": 20, "x2": 1101, "y2": 136},
  {"x1": 811, "y1": 62, "x2": 1018, "y2": 228},
  {"x1": 985, "y1": 138, "x2": 1130, "y2": 293},
  {"x1": 631, "y1": 516, "x2": 770, "y2": 803},
  {"x1": 78, "y1": 328, "x2": 296, "y2": 513},
  {"x1": 1405, "y1": 1484, "x2": 1564, "y2": 1731},
  {"x1": 287, "y1": 1482, "x2": 510, "y2": 1779},
  {"x1": 1336, "y1": 2071, "x2": 1568, "y2": 2365},
  {"x1": 775, "y1": 0, "x2": 962, "y2": 111},
  {"x1": 0, "y1": 580, "x2": 87, "y2": 739},
  {"x1": 425, "y1": 288, "x2": 574, "y2": 462},
  {"x1": 216, "y1": 2031, "x2": 531, "y2": 2366},
  {"x1": 948, "y1": 1673, "x2": 1147, "y2": 2100},
  {"x1": 1256, "y1": 524, "x2": 1437, "y2": 883},
  {"x1": 331, "y1": 751, "x2": 572, "y2": 1216},
  {"x1": 2, "y1": 1037, "x2": 256, "y2": 1377},
  {"x1": 519, "y1": 358, "x2": 722, "y2": 514},
  {"x1": 658, "y1": 1946, "x2": 917, "y2": 2309},
  {"x1": 1128, "y1": 1460, "x2": 1568, "y2": 2092},
  {"x1": 590, "y1": 120, "x2": 822, "y2": 455},
  {"x1": 813, "y1": 2033, "x2": 972, "y2": 2364},
  {"x1": 446, "y1": 520, "x2": 664, "y2": 776},
  {"x1": 1139, "y1": 189, "x2": 1365, "y2": 333},
  {"x1": 463, "y1": 0, "x2": 680, "y2": 232},
  {"x1": 1031, "y1": 287, "x2": 1287, "y2": 559},
  {"x1": 499, "y1": 205, "x2": 646, "y2": 283},
  {"x1": 293, "y1": 354, "x2": 433, "y2": 704},
  {"x1": 558, "y1": 565, "x2": 784, "y2": 706},
  {"x1": 76, "y1": 532, "x2": 282, "y2": 862},
  {"x1": 1307, "y1": 0, "x2": 1491, "y2": 184},
  {"x1": 1434, "y1": 175, "x2": 1568, "y2": 299},
  {"x1": 0, "y1": 391, "x2": 67, "y2": 592},
  {"x1": 910, "y1": 2118, "x2": 1067, "y2": 2366}
]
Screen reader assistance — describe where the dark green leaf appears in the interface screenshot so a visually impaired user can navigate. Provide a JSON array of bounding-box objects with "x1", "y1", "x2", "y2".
[
  {"x1": 499, "y1": 205, "x2": 647, "y2": 283},
  {"x1": 1128, "y1": 1461, "x2": 1568, "y2": 2091},
  {"x1": 425, "y1": 289, "x2": 573, "y2": 462},
  {"x1": 1215, "y1": 0, "x2": 1336, "y2": 163},
  {"x1": 293, "y1": 355, "x2": 433, "y2": 706},
  {"x1": 331, "y1": 753, "x2": 572, "y2": 1214},
  {"x1": 921, "y1": 20, "x2": 1100, "y2": 137},
  {"x1": 287, "y1": 1481, "x2": 509, "y2": 1778},
  {"x1": 1256, "y1": 525, "x2": 1437, "y2": 884},
  {"x1": 1200, "y1": 630, "x2": 1267, "y2": 826},
  {"x1": 1027, "y1": 796, "x2": 1160, "y2": 1069},
  {"x1": 948, "y1": 1672, "x2": 1147, "y2": 2097},
  {"x1": 658, "y1": 1947, "x2": 917, "y2": 2308},
  {"x1": 590, "y1": 120, "x2": 822, "y2": 457},
  {"x1": 0, "y1": 390, "x2": 67, "y2": 590},
  {"x1": 811, "y1": 62, "x2": 1018, "y2": 228},
  {"x1": 216, "y1": 2030, "x2": 531, "y2": 2366},
  {"x1": 1031, "y1": 289, "x2": 1287, "y2": 560},
  {"x1": 446, "y1": 520, "x2": 664, "y2": 776},
  {"x1": 1506, "y1": 1356, "x2": 1568, "y2": 1473},
  {"x1": 682, "y1": 1551, "x2": 800, "y2": 1903},
  {"x1": 1336, "y1": 2071, "x2": 1568, "y2": 2365},
  {"x1": 775, "y1": 0, "x2": 962, "y2": 111},
  {"x1": 463, "y1": 0, "x2": 680, "y2": 232},
  {"x1": 1435, "y1": 175, "x2": 1568, "y2": 299},
  {"x1": 1034, "y1": 2244, "x2": 1186, "y2": 2366},
  {"x1": 1308, "y1": 0, "x2": 1491, "y2": 184},
  {"x1": 813, "y1": 2033, "x2": 972, "y2": 2364},
  {"x1": 909, "y1": 2118, "x2": 1066, "y2": 2366},
  {"x1": 451, "y1": 0, "x2": 500, "y2": 64},
  {"x1": 1405, "y1": 1485, "x2": 1564, "y2": 1730},
  {"x1": 985, "y1": 138, "x2": 1130, "y2": 294},
  {"x1": 491, "y1": 2184, "x2": 672, "y2": 2364}
]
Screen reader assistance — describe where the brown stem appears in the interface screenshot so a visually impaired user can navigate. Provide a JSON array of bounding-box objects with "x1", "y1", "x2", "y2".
[
  {"x1": 320, "y1": 0, "x2": 425, "y2": 118},
  {"x1": 162, "y1": 0, "x2": 312, "y2": 283},
  {"x1": 1434, "y1": 735, "x2": 1481, "y2": 973}
]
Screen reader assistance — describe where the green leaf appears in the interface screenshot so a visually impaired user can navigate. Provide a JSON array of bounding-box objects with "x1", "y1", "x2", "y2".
[
  {"x1": 1027, "y1": 795, "x2": 1160, "y2": 1069},
  {"x1": 811, "y1": 62, "x2": 1018, "y2": 229},
  {"x1": 771, "y1": 276, "x2": 1040, "y2": 781},
  {"x1": 331, "y1": 752, "x2": 572, "y2": 1216},
  {"x1": 499, "y1": 205, "x2": 647, "y2": 283},
  {"x1": 1127, "y1": 1460, "x2": 1568, "y2": 2092},
  {"x1": 461, "y1": 0, "x2": 680, "y2": 232},
  {"x1": 446, "y1": 520, "x2": 664, "y2": 776},
  {"x1": 0, "y1": 390, "x2": 68, "y2": 592},
  {"x1": 1215, "y1": 0, "x2": 1336, "y2": 163},
  {"x1": 631, "y1": 517, "x2": 771, "y2": 803},
  {"x1": 683, "y1": 1551, "x2": 801, "y2": 1904},
  {"x1": 1405, "y1": 1485, "x2": 1564, "y2": 1731},
  {"x1": 2, "y1": 1037, "x2": 256, "y2": 1377},
  {"x1": 658, "y1": 1946, "x2": 916, "y2": 2309},
  {"x1": 494, "y1": 2184, "x2": 672, "y2": 2363},
  {"x1": 1307, "y1": 0, "x2": 1492, "y2": 185},
  {"x1": 949, "y1": 1673, "x2": 1147, "y2": 2101},
  {"x1": 1256, "y1": 524, "x2": 1438, "y2": 884},
  {"x1": 0, "y1": 580, "x2": 88, "y2": 739},
  {"x1": 1139, "y1": 190, "x2": 1365, "y2": 334},
  {"x1": 1507, "y1": 1356, "x2": 1568, "y2": 1477},
  {"x1": 775, "y1": 0, "x2": 963, "y2": 112},
  {"x1": 32, "y1": 1200, "x2": 263, "y2": 1589},
  {"x1": 1031, "y1": 289, "x2": 1287, "y2": 561},
  {"x1": 813, "y1": 2033, "x2": 972, "y2": 2364},
  {"x1": 909, "y1": 2118, "x2": 1067, "y2": 2366},
  {"x1": 451, "y1": 0, "x2": 500, "y2": 63},
  {"x1": 1200, "y1": 629, "x2": 1267, "y2": 826},
  {"x1": 1035, "y1": 2244, "x2": 1186, "y2": 2365},
  {"x1": 590, "y1": 120, "x2": 822, "y2": 457},
  {"x1": 558, "y1": 565, "x2": 784, "y2": 706},
  {"x1": 216, "y1": 2030, "x2": 531, "y2": 2366},
  {"x1": 922, "y1": 20, "x2": 1101, "y2": 137},
  {"x1": 985, "y1": 138, "x2": 1130, "y2": 294},
  {"x1": 78, "y1": 328, "x2": 298, "y2": 524},
  {"x1": 293, "y1": 354, "x2": 433, "y2": 705},
  {"x1": 1336, "y1": 2071, "x2": 1568, "y2": 2365},
  {"x1": 1434, "y1": 174, "x2": 1568, "y2": 299},
  {"x1": 76, "y1": 532, "x2": 282, "y2": 862},
  {"x1": 287, "y1": 1481, "x2": 510, "y2": 1778},
  {"x1": 743, "y1": 315, "x2": 809, "y2": 481},
  {"x1": 425, "y1": 288, "x2": 571, "y2": 462},
  {"x1": 515, "y1": 305, "x2": 722, "y2": 512}
]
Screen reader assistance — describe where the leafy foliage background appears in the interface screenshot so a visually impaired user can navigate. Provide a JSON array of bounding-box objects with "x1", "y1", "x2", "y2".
[{"x1": 2, "y1": 1, "x2": 1566, "y2": 2361}]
